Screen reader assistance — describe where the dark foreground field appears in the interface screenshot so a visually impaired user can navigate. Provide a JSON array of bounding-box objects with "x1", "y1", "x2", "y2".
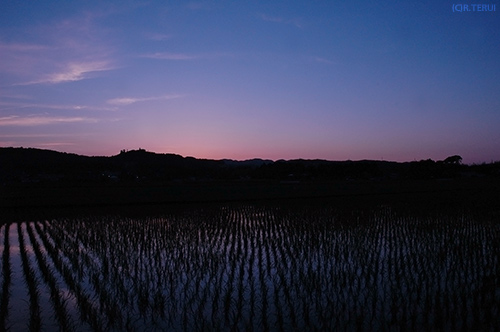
[{"x1": 1, "y1": 177, "x2": 499, "y2": 222}]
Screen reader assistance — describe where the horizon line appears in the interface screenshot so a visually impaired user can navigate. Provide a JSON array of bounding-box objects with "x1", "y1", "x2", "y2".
[{"x1": 2, "y1": 146, "x2": 497, "y2": 165}]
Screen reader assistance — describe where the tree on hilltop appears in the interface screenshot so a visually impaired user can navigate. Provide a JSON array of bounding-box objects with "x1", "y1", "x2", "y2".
[{"x1": 443, "y1": 155, "x2": 462, "y2": 164}]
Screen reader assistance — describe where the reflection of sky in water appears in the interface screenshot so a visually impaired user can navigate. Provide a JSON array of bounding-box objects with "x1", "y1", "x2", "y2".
[
  {"x1": 7, "y1": 223, "x2": 29, "y2": 332},
  {"x1": 0, "y1": 205, "x2": 498, "y2": 330}
]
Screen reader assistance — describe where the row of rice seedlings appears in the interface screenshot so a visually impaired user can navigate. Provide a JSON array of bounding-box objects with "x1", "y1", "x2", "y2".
[
  {"x1": 0, "y1": 223, "x2": 12, "y2": 331},
  {"x1": 25, "y1": 222, "x2": 75, "y2": 331},
  {"x1": 21, "y1": 203, "x2": 498, "y2": 330},
  {"x1": 49, "y1": 212, "x2": 218, "y2": 329},
  {"x1": 366, "y1": 210, "x2": 489, "y2": 329},
  {"x1": 338, "y1": 208, "x2": 496, "y2": 330},
  {"x1": 44, "y1": 219, "x2": 118, "y2": 297},
  {"x1": 239, "y1": 206, "x2": 475, "y2": 328},
  {"x1": 201, "y1": 206, "x2": 487, "y2": 329},
  {"x1": 160, "y1": 212, "x2": 221, "y2": 328},
  {"x1": 105, "y1": 218, "x2": 168, "y2": 328},
  {"x1": 45, "y1": 219, "x2": 125, "y2": 327},
  {"x1": 33, "y1": 221, "x2": 103, "y2": 331},
  {"x1": 17, "y1": 222, "x2": 42, "y2": 331},
  {"x1": 45, "y1": 221, "x2": 122, "y2": 330},
  {"x1": 41, "y1": 221, "x2": 85, "y2": 281},
  {"x1": 47, "y1": 217, "x2": 165, "y2": 330},
  {"x1": 20, "y1": 222, "x2": 60, "y2": 331},
  {"x1": 41, "y1": 219, "x2": 125, "y2": 330},
  {"x1": 215, "y1": 204, "x2": 496, "y2": 330}
]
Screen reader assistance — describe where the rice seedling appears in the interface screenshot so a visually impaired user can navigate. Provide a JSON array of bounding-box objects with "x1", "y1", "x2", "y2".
[{"x1": 17, "y1": 222, "x2": 42, "y2": 331}]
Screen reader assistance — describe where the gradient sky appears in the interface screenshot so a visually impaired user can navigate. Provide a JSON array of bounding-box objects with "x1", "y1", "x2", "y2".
[{"x1": 1, "y1": 1, "x2": 499, "y2": 163}]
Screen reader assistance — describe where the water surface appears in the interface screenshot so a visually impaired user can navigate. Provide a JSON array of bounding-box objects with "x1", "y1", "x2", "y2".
[{"x1": 1, "y1": 203, "x2": 498, "y2": 331}]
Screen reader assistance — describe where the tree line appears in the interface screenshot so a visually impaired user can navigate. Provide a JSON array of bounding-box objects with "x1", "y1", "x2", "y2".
[{"x1": 0, "y1": 148, "x2": 498, "y2": 185}]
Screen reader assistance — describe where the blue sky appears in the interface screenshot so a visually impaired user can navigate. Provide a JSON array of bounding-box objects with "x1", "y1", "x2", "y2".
[{"x1": 1, "y1": 1, "x2": 499, "y2": 163}]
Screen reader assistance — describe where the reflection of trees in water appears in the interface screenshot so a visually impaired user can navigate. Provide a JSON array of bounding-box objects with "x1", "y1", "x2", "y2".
[{"x1": 0, "y1": 205, "x2": 499, "y2": 330}]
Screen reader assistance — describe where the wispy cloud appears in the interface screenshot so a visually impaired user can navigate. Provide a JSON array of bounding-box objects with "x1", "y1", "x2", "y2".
[
  {"x1": 1, "y1": 10, "x2": 117, "y2": 86},
  {"x1": 106, "y1": 94, "x2": 183, "y2": 106},
  {"x1": 0, "y1": 115, "x2": 97, "y2": 126},
  {"x1": 15, "y1": 61, "x2": 114, "y2": 86},
  {"x1": 258, "y1": 13, "x2": 303, "y2": 28},
  {"x1": 46, "y1": 61, "x2": 113, "y2": 84}
]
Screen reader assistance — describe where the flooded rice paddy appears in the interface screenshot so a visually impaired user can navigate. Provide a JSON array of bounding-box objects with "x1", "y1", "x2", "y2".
[{"x1": 0, "y1": 203, "x2": 499, "y2": 331}]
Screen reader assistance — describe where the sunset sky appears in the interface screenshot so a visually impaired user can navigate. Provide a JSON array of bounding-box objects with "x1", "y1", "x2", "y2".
[{"x1": 1, "y1": 1, "x2": 499, "y2": 163}]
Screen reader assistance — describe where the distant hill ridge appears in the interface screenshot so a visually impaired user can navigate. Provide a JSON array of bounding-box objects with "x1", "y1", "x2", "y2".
[{"x1": 0, "y1": 147, "x2": 499, "y2": 184}]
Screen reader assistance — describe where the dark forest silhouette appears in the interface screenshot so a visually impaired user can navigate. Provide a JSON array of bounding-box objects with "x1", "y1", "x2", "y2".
[{"x1": 0, "y1": 147, "x2": 498, "y2": 185}]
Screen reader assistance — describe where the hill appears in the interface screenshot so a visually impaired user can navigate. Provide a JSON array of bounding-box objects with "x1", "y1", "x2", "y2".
[{"x1": 2, "y1": 147, "x2": 498, "y2": 185}]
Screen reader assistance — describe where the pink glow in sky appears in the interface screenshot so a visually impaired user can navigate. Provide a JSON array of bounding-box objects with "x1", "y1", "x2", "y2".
[{"x1": 1, "y1": 1, "x2": 499, "y2": 164}]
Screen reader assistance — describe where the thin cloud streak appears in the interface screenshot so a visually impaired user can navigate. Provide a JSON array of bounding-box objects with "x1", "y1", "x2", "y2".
[
  {"x1": 106, "y1": 94, "x2": 184, "y2": 106},
  {"x1": 15, "y1": 61, "x2": 114, "y2": 85},
  {"x1": 46, "y1": 61, "x2": 113, "y2": 84},
  {"x1": 0, "y1": 115, "x2": 97, "y2": 126}
]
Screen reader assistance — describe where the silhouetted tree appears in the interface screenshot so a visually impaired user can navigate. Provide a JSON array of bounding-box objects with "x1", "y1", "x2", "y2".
[{"x1": 444, "y1": 155, "x2": 462, "y2": 164}]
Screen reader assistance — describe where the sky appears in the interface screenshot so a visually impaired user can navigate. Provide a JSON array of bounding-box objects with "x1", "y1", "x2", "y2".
[{"x1": 1, "y1": 1, "x2": 499, "y2": 163}]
